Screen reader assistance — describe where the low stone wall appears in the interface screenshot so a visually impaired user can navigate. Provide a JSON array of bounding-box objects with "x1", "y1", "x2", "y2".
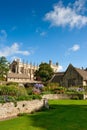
[
  {"x1": 42, "y1": 94, "x2": 84, "y2": 100},
  {"x1": 42, "y1": 94, "x2": 70, "y2": 100},
  {"x1": 0, "y1": 100, "x2": 44, "y2": 120}
]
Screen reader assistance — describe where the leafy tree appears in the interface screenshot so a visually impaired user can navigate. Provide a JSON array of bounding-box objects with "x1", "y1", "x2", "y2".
[
  {"x1": 34, "y1": 63, "x2": 54, "y2": 82},
  {"x1": 0, "y1": 56, "x2": 9, "y2": 80}
]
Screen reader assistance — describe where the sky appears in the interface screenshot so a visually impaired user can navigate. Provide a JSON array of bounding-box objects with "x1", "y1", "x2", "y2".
[{"x1": 0, "y1": 0, "x2": 87, "y2": 71}]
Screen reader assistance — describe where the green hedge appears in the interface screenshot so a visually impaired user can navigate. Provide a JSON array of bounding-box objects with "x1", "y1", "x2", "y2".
[{"x1": 0, "y1": 85, "x2": 28, "y2": 97}]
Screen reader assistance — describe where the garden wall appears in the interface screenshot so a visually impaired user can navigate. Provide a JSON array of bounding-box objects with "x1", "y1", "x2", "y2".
[
  {"x1": 42, "y1": 94, "x2": 70, "y2": 100},
  {"x1": 42, "y1": 94, "x2": 84, "y2": 100},
  {"x1": 0, "y1": 99, "x2": 44, "y2": 120}
]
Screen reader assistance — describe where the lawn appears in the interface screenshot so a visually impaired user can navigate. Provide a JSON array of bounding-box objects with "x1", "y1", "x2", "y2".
[{"x1": 0, "y1": 100, "x2": 87, "y2": 130}]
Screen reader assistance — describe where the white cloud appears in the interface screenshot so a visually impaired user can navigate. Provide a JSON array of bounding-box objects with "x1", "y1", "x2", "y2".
[
  {"x1": 69, "y1": 44, "x2": 80, "y2": 51},
  {"x1": 58, "y1": 65, "x2": 63, "y2": 72},
  {"x1": 0, "y1": 30, "x2": 7, "y2": 42},
  {"x1": 73, "y1": 0, "x2": 86, "y2": 13},
  {"x1": 0, "y1": 43, "x2": 30, "y2": 57},
  {"x1": 65, "y1": 44, "x2": 80, "y2": 56},
  {"x1": 36, "y1": 28, "x2": 47, "y2": 37},
  {"x1": 44, "y1": 0, "x2": 87, "y2": 28},
  {"x1": 40, "y1": 31, "x2": 47, "y2": 36}
]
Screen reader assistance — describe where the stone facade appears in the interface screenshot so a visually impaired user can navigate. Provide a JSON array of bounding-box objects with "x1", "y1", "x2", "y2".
[
  {"x1": 63, "y1": 64, "x2": 87, "y2": 87},
  {"x1": 49, "y1": 60, "x2": 58, "y2": 72},
  {"x1": 7, "y1": 59, "x2": 59, "y2": 83},
  {"x1": 51, "y1": 64, "x2": 87, "y2": 87},
  {"x1": 7, "y1": 59, "x2": 38, "y2": 83},
  {"x1": 0, "y1": 100, "x2": 44, "y2": 120},
  {"x1": 62, "y1": 64, "x2": 83, "y2": 87},
  {"x1": 42, "y1": 94, "x2": 70, "y2": 100}
]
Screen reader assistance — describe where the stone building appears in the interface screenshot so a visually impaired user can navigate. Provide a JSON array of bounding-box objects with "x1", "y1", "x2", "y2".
[
  {"x1": 51, "y1": 72, "x2": 64, "y2": 86},
  {"x1": 51, "y1": 64, "x2": 87, "y2": 87},
  {"x1": 7, "y1": 59, "x2": 38, "y2": 83},
  {"x1": 49, "y1": 60, "x2": 58, "y2": 72},
  {"x1": 7, "y1": 59, "x2": 59, "y2": 83}
]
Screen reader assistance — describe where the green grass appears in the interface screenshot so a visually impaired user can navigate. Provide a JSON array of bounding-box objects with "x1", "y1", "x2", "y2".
[{"x1": 0, "y1": 100, "x2": 87, "y2": 130}]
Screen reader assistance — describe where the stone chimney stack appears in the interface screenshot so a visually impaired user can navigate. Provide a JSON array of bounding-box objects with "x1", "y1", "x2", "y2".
[
  {"x1": 49, "y1": 60, "x2": 52, "y2": 65},
  {"x1": 56, "y1": 62, "x2": 58, "y2": 66}
]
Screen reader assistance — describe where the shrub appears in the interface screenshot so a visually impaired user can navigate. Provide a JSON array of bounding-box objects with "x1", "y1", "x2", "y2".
[
  {"x1": 0, "y1": 95, "x2": 16, "y2": 103},
  {"x1": 6, "y1": 82, "x2": 19, "y2": 86},
  {"x1": 53, "y1": 87, "x2": 66, "y2": 94},
  {"x1": 66, "y1": 87, "x2": 84, "y2": 94},
  {"x1": 0, "y1": 84, "x2": 28, "y2": 97},
  {"x1": 24, "y1": 83, "x2": 34, "y2": 88},
  {"x1": 45, "y1": 83, "x2": 59, "y2": 91},
  {"x1": 71, "y1": 95, "x2": 79, "y2": 100},
  {"x1": 16, "y1": 95, "x2": 31, "y2": 101},
  {"x1": 32, "y1": 88, "x2": 41, "y2": 95},
  {"x1": 29, "y1": 94, "x2": 42, "y2": 100},
  {"x1": 69, "y1": 93, "x2": 83, "y2": 100},
  {"x1": 26, "y1": 87, "x2": 33, "y2": 95},
  {"x1": 16, "y1": 86, "x2": 28, "y2": 97}
]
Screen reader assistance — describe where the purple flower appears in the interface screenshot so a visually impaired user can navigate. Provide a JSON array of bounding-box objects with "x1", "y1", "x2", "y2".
[{"x1": 34, "y1": 83, "x2": 44, "y2": 89}]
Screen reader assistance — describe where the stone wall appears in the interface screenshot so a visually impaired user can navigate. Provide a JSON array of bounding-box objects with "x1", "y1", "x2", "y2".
[
  {"x1": 62, "y1": 64, "x2": 83, "y2": 87},
  {"x1": 42, "y1": 94, "x2": 84, "y2": 100},
  {"x1": 42, "y1": 94, "x2": 70, "y2": 100},
  {"x1": 0, "y1": 100, "x2": 44, "y2": 120}
]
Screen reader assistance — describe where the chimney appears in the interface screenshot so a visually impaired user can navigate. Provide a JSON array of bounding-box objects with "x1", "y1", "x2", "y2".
[
  {"x1": 82, "y1": 67, "x2": 84, "y2": 70},
  {"x1": 49, "y1": 60, "x2": 52, "y2": 65},
  {"x1": 56, "y1": 62, "x2": 58, "y2": 66}
]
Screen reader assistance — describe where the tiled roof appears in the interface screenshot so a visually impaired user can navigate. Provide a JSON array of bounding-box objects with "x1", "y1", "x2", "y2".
[
  {"x1": 51, "y1": 72, "x2": 64, "y2": 82},
  {"x1": 7, "y1": 73, "x2": 30, "y2": 79},
  {"x1": 75, "y1": 68, "x2": 87, "y2": 80}
]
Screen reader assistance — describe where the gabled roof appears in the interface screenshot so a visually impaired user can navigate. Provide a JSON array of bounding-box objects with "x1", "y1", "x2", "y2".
[
  {"x1": 75, "y1": 67, "x2": 87, "y2": 80},
  {"x1": 51, "y1": 72, "x2": 64, "y2": 82},
  {"x1": 66, "y1": 64, "x2": 87, "y2": 81}
]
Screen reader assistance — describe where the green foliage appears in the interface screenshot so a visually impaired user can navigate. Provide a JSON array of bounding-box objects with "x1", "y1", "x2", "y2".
[
  {"x1": 6, "y1": 82, "x2": 19, "y2": 86},
  {"x1": 0, "y1": 95, "x2": 16, "y2": 103},
  {"x1": 24, "y1": 83, "x2": 34, "y2": 88},
  {"x1": 15, "y1": 94, "x2": 42, "y2": 101},
  {"x1": 66, "y1": 87, "x2": 84, "y2": 94},
  {"x1": 0, "y1": 84, "x2": 28, "y2": 97},
  {"x1": 70, "y1": 95, "x2": 80, "y2": 100},
  {"x1": 45, "y1": 83, "x2": 59, "y2": 91},
  {"x1": 70, "y1": 94, "x2": 83, "y2": 100},
  {"x1": 34, "y1": 63, "x2": 54, "y2": 82},
  {"x1": 44, "y1": 83, "x2": 66, "y2": 94},
  {"x1": 42, "y1": 91, "x2": 53, "y2": 95},
  {"x1": 16, "y1": 95, "x2": 32, "y2": 101},
  {"x1": 29, "y1": 94, "x2": 42, "y2": 100},
  {"x1": 0, "y1": 84, "x2": 42, "y2": 102},
  {"x1": 83, "y1": 86, "x2": 87, "y2": 94},
  {"x1": 0, "y1": 56, "x2": 9, "y2": 80},
  {"x1": 26, "y1": 87, "x2": 33, "y2": 95},
  {"x1": 53, "y1": 87, "x2": 66, "y2": 94}
]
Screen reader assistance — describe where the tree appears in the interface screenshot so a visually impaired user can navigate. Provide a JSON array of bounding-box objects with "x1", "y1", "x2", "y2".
[
  {"x1": 34, "y1": 63, "x2": 54, "y2": 82},
  {"x1": 0, "y1": 56, "x2": 9, "y2": 80}
]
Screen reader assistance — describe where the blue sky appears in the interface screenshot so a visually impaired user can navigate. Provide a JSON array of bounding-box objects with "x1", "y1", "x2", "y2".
[{"x1": 0, "y1": 0, "x2": 87, "y2": 71}]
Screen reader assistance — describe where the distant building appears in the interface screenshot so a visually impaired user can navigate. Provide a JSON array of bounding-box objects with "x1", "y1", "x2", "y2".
[
  {"x1": 51, "y1": 72, "x2": 64, "y2": 86},
  {"x1": 51, "y1": 64, "x2": 87, "y2": 87},
  {"x1": 49, "y1": 60, "x2": 59, "y2": 72},
  {"x1": 7, "y1": 59, "x2": 59, "y2": 83},
  {"x1": 7, "y1": 59, "x2": 38, "y2": 83}
]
